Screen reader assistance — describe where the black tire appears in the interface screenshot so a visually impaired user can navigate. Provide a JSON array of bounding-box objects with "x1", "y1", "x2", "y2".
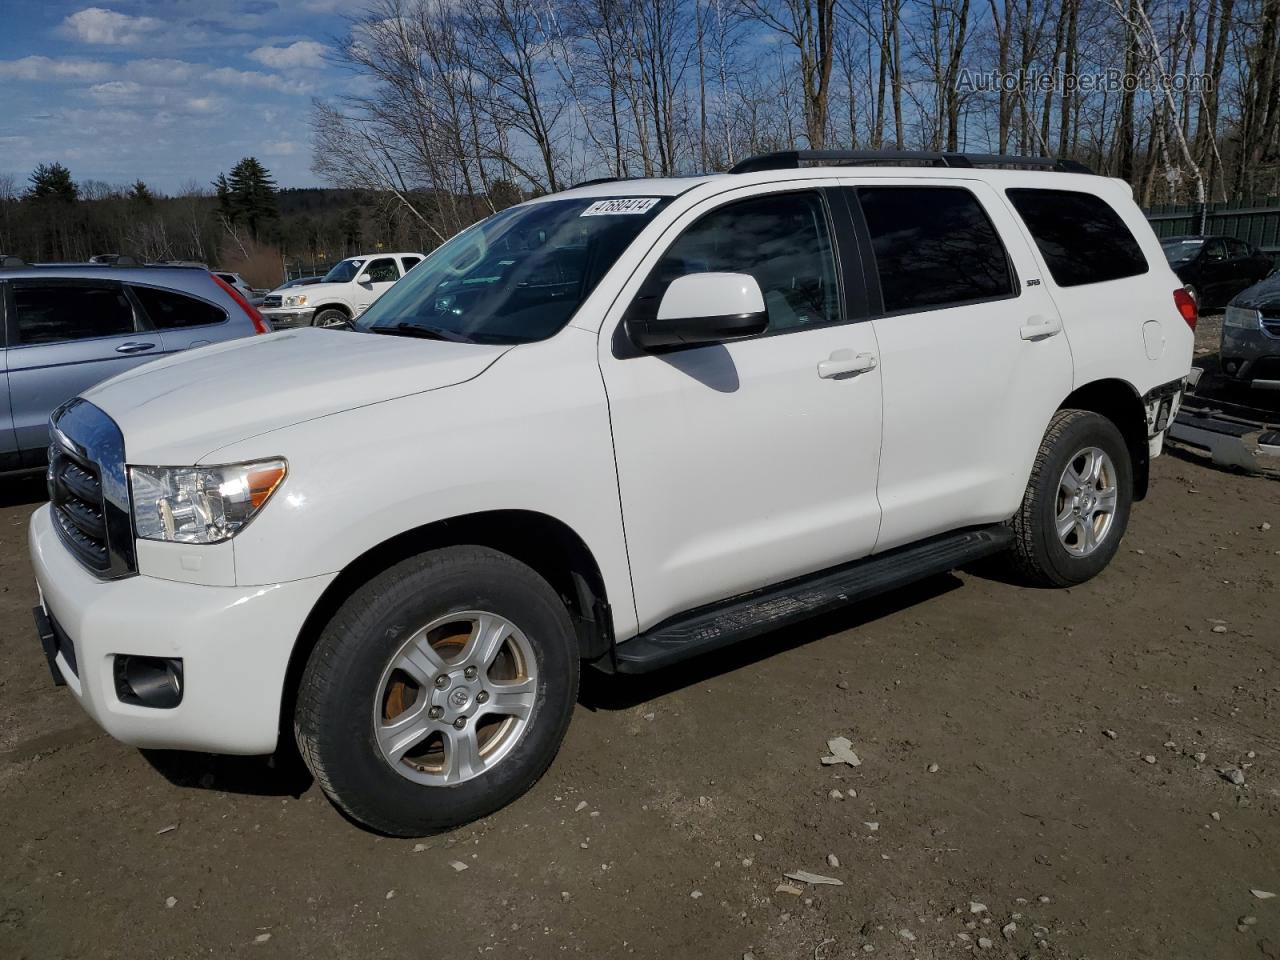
[
  {"x1": 1007, "y1": 409, "x2": 1133, "y2": 587},
  {"x1": 312, "y1": 308, "x2": 350, "y2": 329},
  {"x1": 295, "y1": 546, "x2": 579, "y2": 836}
]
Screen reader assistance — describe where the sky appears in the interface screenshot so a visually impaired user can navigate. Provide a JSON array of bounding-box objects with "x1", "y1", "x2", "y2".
[{"x1": 0, "y1": 0, "x2": 357, "y2": 194}]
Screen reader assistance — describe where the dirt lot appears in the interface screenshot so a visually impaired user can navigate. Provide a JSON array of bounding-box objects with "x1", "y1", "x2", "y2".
[{"x1": 3, "y1": 356, "x2": 1279, "y2": 960}]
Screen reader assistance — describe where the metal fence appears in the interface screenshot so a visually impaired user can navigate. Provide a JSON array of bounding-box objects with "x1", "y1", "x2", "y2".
[{"x1": 1145, "y1": 199, "x2": 1280, "y2": 259}]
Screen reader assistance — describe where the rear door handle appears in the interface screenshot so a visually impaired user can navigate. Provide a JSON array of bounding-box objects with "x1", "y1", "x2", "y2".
[
  {"x1": 818, "y1": 350, "x2": 878, "y2": 379},
  {"x1": 1019, "y1": 315, "x2": 1062, "y2": 341},
  {"x1": 115, "y1": 341, "x2": 156, "y2": 354}
]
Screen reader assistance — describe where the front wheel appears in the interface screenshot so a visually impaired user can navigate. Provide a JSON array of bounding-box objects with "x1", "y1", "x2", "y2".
[
  {"x1": 312, "y1": 308, "x2": 351, "y2": 329},
  {"x1": 295, "y1": 547, "x2": 579, "y2": 836},
  {"x1": 1007, "y1": 409, "x2": 1133, "y2": 587}
]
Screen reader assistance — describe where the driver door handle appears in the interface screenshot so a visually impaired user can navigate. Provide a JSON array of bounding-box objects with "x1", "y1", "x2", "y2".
[
  {"x1": 115, "y1": 341, "x2": 156, "y2": 354},
  {"x1": 818, "y1": 350, "x2": 878, "y2": 379},
  {"x1": 1020, "y1": 314, "x2": 1062, "y2": 341}
]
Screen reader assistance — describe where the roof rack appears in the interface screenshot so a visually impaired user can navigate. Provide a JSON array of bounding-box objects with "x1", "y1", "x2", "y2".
[
  {"x1": 88, "y1": 254, "x2": 141, "y2": 266},
  {"x1": 729, "y1": 150, "x2": 1094, "y2": 175}
]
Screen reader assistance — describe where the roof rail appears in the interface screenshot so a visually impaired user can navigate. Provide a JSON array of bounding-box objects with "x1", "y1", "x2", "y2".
[
  {"x1": 1, "y1": 255, "x2": 28, "y2": 269},
  {"x1": 571, "y1": 176, "x2": 622, "y2": 189},
  {"x1": 728, "y1": 150, "x2": 1094, "y2": 175},
  {"x1": 88, "y1": 253, "x2": 142, "y2": 266}
]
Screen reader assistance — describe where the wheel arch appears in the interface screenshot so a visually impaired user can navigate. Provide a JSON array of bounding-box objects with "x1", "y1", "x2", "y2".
[
  {"x1": 279, "y1": 509, "x2": 613, "y2": 741},
  {"x1": 312, "y1": 301, "x2": 351, "y2": 318},
  {"x1": 1058, "y1": 378, "x2": 1150, "y2": 500}
]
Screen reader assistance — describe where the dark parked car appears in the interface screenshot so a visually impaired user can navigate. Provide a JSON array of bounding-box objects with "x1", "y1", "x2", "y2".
[
  {"x1": 1161, "y1": 235, "x2": 1273, "y2": 310},
  {"x1": 0, "y1": 260, "x2": 268, "y2": 474},
  {"x1": 1221, "y1": 273, "x2": 1280, "y2": 391}
]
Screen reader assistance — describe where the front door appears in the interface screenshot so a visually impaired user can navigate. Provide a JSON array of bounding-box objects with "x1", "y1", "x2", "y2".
[
  {"x1": 354, "y1": 257, "x2": 401, "y2": 315},
  {"x1": 4, "y1": 279, "x2": 159, "y2": 463},
  {"x1": 600, "y1": 184, "x2": 884, "y2": 632},
  {"x1": 845, "y1": 179, "x2": 1074, "y2": 551}
]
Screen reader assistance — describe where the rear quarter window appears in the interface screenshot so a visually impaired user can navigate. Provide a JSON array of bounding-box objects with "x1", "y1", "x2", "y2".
[
  {"x1": 130, "y1": 284, "x2": 227, "y2": 329},
  {"x1": 1006, "y1": 188, "x2": 1148, "y2": 287}
]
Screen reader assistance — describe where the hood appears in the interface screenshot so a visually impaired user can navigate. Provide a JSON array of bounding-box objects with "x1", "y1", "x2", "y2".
[
  {"x1": 83, "y1": 327, "x2": 510, "y2": 464},
  {"x1": 1232, "y1": 271, "x2": 1280, "y2": 309}
]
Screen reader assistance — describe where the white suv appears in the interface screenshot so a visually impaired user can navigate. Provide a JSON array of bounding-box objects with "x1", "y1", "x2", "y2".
[
  {"x1": 258, "y1": 252, "x2": 423, "y2": 329},
  {"x1": 30, "y1": 152, "x2": 1194, "y2": 836}
]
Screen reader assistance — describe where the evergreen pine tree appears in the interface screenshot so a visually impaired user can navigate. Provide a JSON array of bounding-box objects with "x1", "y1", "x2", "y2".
[
  {"x1": 26, "y1": 162, "x2": 78, "y2": 202},
  {"x1": 128, "y1": 179, "x2": 154, "y2": 204}
]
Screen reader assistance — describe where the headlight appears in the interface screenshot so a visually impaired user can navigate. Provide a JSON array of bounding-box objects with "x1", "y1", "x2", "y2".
[
  {"x1": 129, "y1": 460, "x2": 287, "y2": 544},
  {"x1": 1224, "y1": 306, "x2": 1261, "y2": 330},
  {"x1": 285, "y1": 294, "x2": 307, "y2": 307}
]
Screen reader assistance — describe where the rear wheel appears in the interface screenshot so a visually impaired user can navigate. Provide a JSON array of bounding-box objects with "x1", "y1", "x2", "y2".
[
  {"x1": 295, "y1": 547, "x2": 579, "y2": 836},
  {"x1": 1007, "y1": 409, "x2": 1133, "y2": 587}
]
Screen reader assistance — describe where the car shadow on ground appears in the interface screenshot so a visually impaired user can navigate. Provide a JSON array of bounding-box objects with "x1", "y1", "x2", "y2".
[
  {"x1": 579, "y1": 573, "x2": 964, "y2": 711},
  {"x1": 141, "y1": 745, "x2": 314, "y2": 798},
  {"x1": 0, "y1": 473, "x2": 48, "y2": 509}
]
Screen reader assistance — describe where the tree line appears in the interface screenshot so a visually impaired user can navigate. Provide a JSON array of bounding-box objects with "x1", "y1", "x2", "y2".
[
  {"x1": 0, "y1": 158, "x2": 431, "y2": 286},
  {"x1": 316, "y1": 0, "x2": 1280, "y2": 240}
]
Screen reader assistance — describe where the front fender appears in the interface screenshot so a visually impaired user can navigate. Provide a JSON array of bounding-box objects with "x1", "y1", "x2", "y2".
[{"x1": 211, "y1": 330, "x2": 640, "y2": 641}]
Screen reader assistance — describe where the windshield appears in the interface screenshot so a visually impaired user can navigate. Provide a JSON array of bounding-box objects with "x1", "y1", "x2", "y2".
[
  {"x1": 323, "y1": 259, "x2": 365, "y2": 283},
  {"x1": 1161, "y1": 239, "x2": 1203, "y2": 264},
  {"x1": 355, "y1": 196, "x2": 671, "y2": 344}
]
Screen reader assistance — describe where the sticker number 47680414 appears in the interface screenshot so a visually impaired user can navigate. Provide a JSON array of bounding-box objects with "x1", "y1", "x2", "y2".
[{"x1": 580, "y1": 198, "x2": 660, "y2": 217}]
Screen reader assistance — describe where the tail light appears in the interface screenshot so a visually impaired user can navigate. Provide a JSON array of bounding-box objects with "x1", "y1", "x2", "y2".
[
  {"x1": 211, "y1": 273, "x2": 270, "y2": 334},
  {"x1": 1173, "y1": 288, "x2": 1198, "y2": 332}
]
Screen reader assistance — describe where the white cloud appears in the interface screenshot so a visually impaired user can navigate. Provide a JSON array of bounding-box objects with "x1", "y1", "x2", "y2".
[
  {"x1": 60, "y1": 7, "x2": 164, "y2": 46},
  {"x1": 0, "y1": 56, "x2": 112, "y2": 82},
  {"x1": 206, "y1": 66, "x2": 313, "y2": 95},
  {"x1": 87, "y1": 79, "x2": 146, "y2": 103},
  {"x1": 249, "y1": 40, "x2": 328, "y2": 70}
]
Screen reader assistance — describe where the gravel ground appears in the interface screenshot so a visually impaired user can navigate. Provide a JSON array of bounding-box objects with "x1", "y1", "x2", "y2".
[{"x1": 1, "y1": 345, "x2": 1278, "y2": 958}]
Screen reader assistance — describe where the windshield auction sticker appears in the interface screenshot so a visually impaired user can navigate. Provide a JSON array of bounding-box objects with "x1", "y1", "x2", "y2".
[{"x1": 580, "y1": 198, "x2": 660, "y2": 216}]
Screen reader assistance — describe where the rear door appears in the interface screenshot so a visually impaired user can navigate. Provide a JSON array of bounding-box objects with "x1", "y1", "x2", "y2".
[
  {"x1": 5, "y1": 278, "x2": 158, "y2": 462},
  {"x1": 353, "y1": 257, "x2": 401, "y2": 314},
  {"x1": 128, "y1": 281, "x2": 233, "y2": 353},
  {"x1": 844, "y1": 178, "x2": 1074, "y2": 551}
]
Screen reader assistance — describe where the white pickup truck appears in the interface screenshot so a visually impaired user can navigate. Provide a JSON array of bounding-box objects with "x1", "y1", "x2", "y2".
[
  {"x1": 258, "y1": 252, "x2": 423, "y2": 329},
  {"x1": 31, "y1": 151, "x2": 1192, "y2": 836}
]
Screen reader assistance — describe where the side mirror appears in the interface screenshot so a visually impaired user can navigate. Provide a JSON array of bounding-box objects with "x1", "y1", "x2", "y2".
[
  {"x1": 357, "y1": 272, "x2": 372, "y2": 284},
  {"x1": 628, "y1": 272, "x2": 768, "y2": 351}
]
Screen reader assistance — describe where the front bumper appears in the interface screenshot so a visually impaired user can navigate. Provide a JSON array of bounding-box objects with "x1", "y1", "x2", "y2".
[
  {"x1": 260, "y1": 306, "x2": 316, "y2": 329},
  {"x1": 1220, "y1": 323, "x2": 1280, "y2": 388},
  {"x1": 30, "y1": 503, "x2": 335, "y2": 755}
]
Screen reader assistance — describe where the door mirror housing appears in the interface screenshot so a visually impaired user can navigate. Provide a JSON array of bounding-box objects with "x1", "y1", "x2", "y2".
[
  {"x1": 356, "y1": 272, "x2": 372, "y2": 284},
  {"x1": 628, "y1": 272, "x2": 769, "y2": 350}
]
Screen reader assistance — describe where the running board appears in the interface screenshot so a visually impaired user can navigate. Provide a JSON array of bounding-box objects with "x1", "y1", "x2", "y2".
[{"x1": 609, "y1": 526, "x2": 1012, "y2": 674}]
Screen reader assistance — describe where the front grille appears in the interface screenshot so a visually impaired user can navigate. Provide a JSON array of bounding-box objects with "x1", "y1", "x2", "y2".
[
  {"x1": 262, "y1": 295, "x2": 282, "y2": 308},
  {"x1": 47, "y1": 399, "x2": 136, "y2": 579},
  {"x1": 49, "y1": 447, "x2": 111, "y2": 572},
  {"x1": 1261, "y1": 308, "x2": 1280, "y2": 338}
]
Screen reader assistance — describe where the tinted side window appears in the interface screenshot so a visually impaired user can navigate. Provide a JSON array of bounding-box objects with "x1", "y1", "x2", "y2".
[
  {"x1": 1006, "y1": 188, "x2": 1148, "y2": 287},
  {"x1": 131, "y1": 285, "x2": 226, "y2": 329},
  {"x1": 1227, "y1": 238, "x2": 1250, "y2": 259},
  {"x1": 401, "y1": 256, "x2": 421, "y2": 272},
  {"x1": 365, "y1": 258, "x2": 399, "y2": 283},
  {"x1": 634, "y1": 191, "x2": 839, "y2": 333},
  {"x1": 1203, "y1": 239, "x2": 1227, "y2": 261},
  {"x1": 13, "y1": 283, "x2": 135, "y2": 345},
  {"x1": 857, "y1": 186, "x2": 1015, "y2": 313}
]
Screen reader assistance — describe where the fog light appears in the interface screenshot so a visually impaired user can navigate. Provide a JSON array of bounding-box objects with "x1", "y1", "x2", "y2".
[
  {"x1": 114, "y1": 655, "x2": 183, "y2": 709},
  {"x1": 1225, "y1": 360, "x2": 1239, "y2": 374}
]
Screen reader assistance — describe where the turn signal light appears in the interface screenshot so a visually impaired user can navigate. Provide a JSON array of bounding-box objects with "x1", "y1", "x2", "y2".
[{"x1": 1173, "y1": 288, "x2": 1198, "y2": 332}]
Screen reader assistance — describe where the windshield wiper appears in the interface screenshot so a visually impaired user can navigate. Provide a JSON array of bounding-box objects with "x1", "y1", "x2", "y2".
[{"x1": 370, "y1": 322, "x2": 474, "y2": 343}]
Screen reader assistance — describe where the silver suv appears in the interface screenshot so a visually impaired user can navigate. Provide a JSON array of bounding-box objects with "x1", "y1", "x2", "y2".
[{"x1": 0, "y1": 259, "x2": 266, "y2": 474}]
